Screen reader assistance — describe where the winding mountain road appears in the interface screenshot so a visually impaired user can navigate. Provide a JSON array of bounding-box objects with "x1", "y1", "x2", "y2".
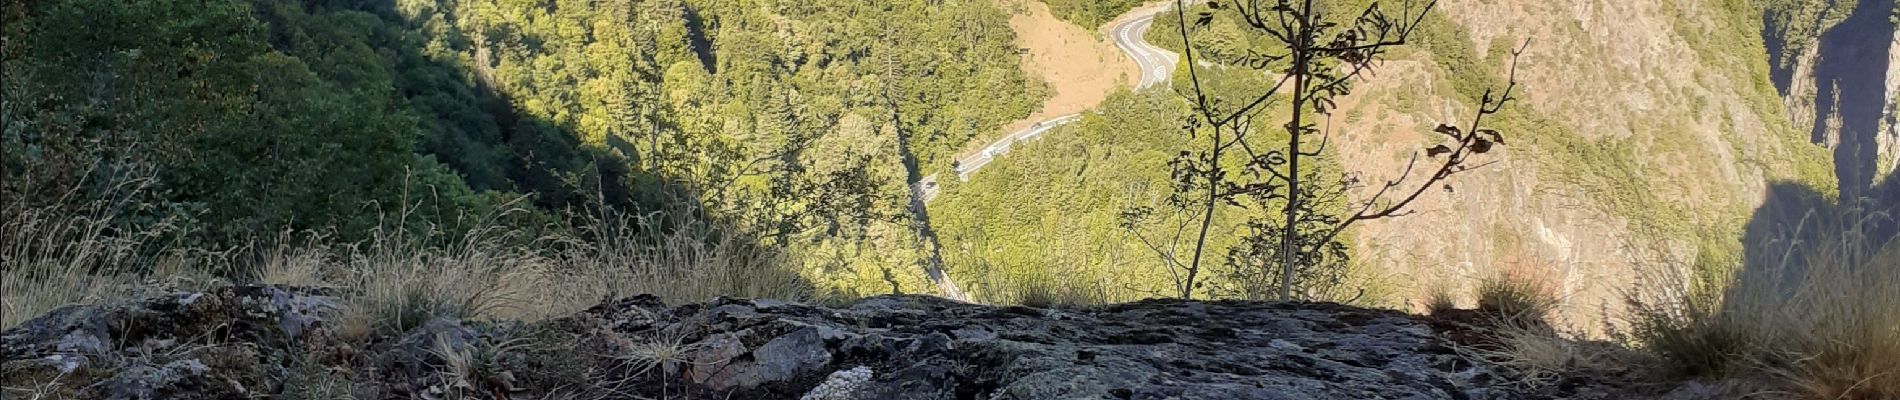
[
  {"x1": 917, "y1": 3, "x2": 1183, "y2": 202},
  {"x1": 1114, "y1": 9, "x2": 1180, "y2": 91}
]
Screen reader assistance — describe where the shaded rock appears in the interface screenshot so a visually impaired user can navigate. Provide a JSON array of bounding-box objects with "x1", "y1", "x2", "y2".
[
  {"x1": 374, "y1": 318, "x2": 482, "y2": 389},
  {"x1": 1, "y1": 286, "x2": 338, "y2": 399},
  {"x1": 102, "y1": 359, "x2": 209, "y2": 400},
  {"x1": 689, "y1": 331, "x2": 752, "y2": 388},
  {"x1": 748, "y1": 327, "x2": 833, "y2": 387}
]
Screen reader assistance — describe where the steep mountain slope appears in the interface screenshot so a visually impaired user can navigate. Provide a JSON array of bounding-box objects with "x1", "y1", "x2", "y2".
[
  {"x1": 1314, "y1": 0, "x2": 1844, "y2": 327},
  {"x1": 1768, "y1": 0, "x2": 1899, "y2": 191},
  {"x1": 2, "y1": 0, "x2": 1056, "y2": 299},
  {"x1": 943, "y1": 0, "x2": 1874, "y2": 326}
]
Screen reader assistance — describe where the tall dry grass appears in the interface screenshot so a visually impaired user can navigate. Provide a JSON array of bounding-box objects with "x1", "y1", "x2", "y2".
[
  {"x1": 1, "y1": 173, "x2": 188, "y2": 329},
  {"x1": 5, "y1": 176, "x2": 828, "y2": 335},
  {"x1": 1477, "y1": 265, "x2": 1563, "y2": 327},
  {"x1": 1451, "y1": 258, "x2": 1610, "y2": 388},
  {"x1": 333, "y1": 220, "x2": 543, "y2": 336},
  {"x1": 1625, "y1": 205, "x2": 1900, "y2": 399},
  {"x1": 314, "y1": 202, "x2": 829, "y2": 337},
  {"x1": 536, "y1": 207, "x2": 820, "y2": 313}
]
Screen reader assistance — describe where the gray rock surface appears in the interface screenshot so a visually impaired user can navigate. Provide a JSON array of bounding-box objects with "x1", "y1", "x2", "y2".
[
  {"x1": 556, "y1": 295, "x2": 1517, "y2": 399},
  {"x1": 1, "y1": 285, "x2": 339, "y2": 399},
  {"x1": 5, "y1": 288, "x2": 1674, "y2": 399}
]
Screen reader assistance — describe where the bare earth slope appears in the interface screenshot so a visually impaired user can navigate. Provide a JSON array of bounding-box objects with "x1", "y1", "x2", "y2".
[{"x1": 990, "y1": 0, "x2": 1137, "y2": 139}]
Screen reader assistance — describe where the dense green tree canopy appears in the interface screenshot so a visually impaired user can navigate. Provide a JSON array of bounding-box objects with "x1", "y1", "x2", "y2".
[
  {"x1": 4, "y1": 0, "x2": 1043, "y2": 258},
  {"x1": 1040, "y1": 0, "x2": 1147, "y2": 28}
]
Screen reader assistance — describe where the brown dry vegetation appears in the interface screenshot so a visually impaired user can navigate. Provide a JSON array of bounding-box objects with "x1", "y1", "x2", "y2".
[
  {"x1": 1439, "y1": 215, "x2": 1898, "y2": 399},
  {"x1": 1, "y1": 179, "x2": 830, "y2": 331}
]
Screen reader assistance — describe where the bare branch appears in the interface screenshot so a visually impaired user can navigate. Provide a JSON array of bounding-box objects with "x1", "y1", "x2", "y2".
[
  {"x1": 1310, "y1": 38, "x2": 1529, "y2": 248},
  {"x1": 1176, "y1": 0, "x2": 1214, "y2": 113},
  {"x1": 1141, "y1": 0, "x2": 1514, "y2": 301},
  {"x1": 1216, "y1": 73, "x2": 1297, "y2": 128}
]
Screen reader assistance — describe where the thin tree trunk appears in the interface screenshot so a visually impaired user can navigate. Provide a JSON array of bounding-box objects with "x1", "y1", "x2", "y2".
[
  {"x1": 1280, "y1": 0, "x2": 1315, "y2": 302},
  {"x1": 1178, "y1": 129, "x2": 1223, "y2": 297}
]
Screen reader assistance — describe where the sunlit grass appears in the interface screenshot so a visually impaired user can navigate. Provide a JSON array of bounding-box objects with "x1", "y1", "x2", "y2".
[
  {"x1": 5, "y1": 180, "x2": 833, "y2": 335},
  {"x1": 1, "y1": 175, "x2": 166, "y2": 329}
]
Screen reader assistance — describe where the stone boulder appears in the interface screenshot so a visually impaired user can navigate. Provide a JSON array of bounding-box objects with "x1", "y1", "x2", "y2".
[{"x1": 1, "y1": 285, "x2": 340, "y2": 400}]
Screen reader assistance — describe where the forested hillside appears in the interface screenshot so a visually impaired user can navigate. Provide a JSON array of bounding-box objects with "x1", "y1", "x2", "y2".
[
  {"x1": 1038, "y1": 0, "x2": 1146, "y2": 28},
  {"x1": 933, "y1": 90, "x2": 1199, "y2": 302},
  {"x1": 3, "y1": 0, "x2": 1044, "y2": 295}
]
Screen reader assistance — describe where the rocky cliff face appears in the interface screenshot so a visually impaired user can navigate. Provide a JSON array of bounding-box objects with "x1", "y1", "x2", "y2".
[
  {"x1": 0, "y1": 286, "x2": 1671, "y2": 399},
  {"x1": 1773, "y1": 0, "x2": 1899, "y2": 190},
  {"x1": 1324, "y1": 0, "x2": 1884, "y2": 331}
]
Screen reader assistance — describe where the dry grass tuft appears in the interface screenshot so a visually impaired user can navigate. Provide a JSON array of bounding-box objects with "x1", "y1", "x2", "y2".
[
  {"x1": 1, "y1": 174, "x2": 176, "y2": 329},
  {"x1": 1455, "y1": 321, "x2": 1620, "y2": 388},
  {"x1": 1424, "y1": 280, "x2": 1461, "y2": 316},
  {"x1": 1762, "y1": 235, "x2": 1900, "y2": 400},
  {"x1": 620, "y1": 333, "x2": 698, "y2": 376},
  {"x1": 429, "y1": 331, "x2": 531, "y2": 397},
  {"x1": 1626, "y1": 205, "x2": 1900, "y2": 399},
  {"x1": 255, "y1": 235, "x2": 335, "y2": 288},
  {"x1": 339, "y1": 231, "x2": 539, "y2": 337},
  {"x1": 536, "y1": 207, "x2": 824, "y2": 315},
  {"x1": 1477, "y1": 265, "x2": 1562, "y2": 327},
  {"x1": 972, "y1": 266, "x2": 1112, "y2": 308},
  {"x1": 1012, "y1": 276, "x2": 1108, "y2": 309},
  {"x1": 279, "y1": 347, "x2": 353, "y2": 400},
  {"x1": 1453, "y1": 260, "x2": 1620, "y2": 389}
]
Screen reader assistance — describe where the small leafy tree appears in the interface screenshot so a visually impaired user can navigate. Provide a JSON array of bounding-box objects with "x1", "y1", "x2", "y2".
[{"x1": 1124, "y1": 0, "x2": 1526, "y2": 300}]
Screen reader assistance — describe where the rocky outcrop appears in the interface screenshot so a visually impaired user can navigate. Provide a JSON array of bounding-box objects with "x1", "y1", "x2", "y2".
[
  {"x1": 563, "y1": 295, "x2": 1523, "y2": 399},
  {"x1": 0, "y1": 286, "x2": 341, "y2": 400},
  {"x1": 3, "y1": 287, "x2": 1647, "y2": 399}
]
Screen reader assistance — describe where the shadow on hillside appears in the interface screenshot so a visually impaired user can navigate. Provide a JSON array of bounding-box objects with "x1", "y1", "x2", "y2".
[
  {"x1": 1740, "y1": 174, "x2": 1899, "y2": 295},
  {"x1": 1743, "y1": 0, "x2": 1897, "y2": 293},
  {"x1": 292, "y1": 0, "x2": 817, "y2": 297}
]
